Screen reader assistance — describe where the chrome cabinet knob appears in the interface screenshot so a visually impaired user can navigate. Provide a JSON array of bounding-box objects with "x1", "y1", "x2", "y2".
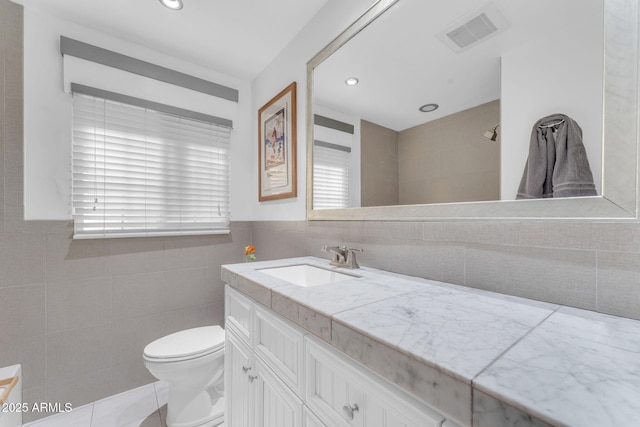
[{"x1": 343, "y1": 403, "x2": 359, "y2": 420}]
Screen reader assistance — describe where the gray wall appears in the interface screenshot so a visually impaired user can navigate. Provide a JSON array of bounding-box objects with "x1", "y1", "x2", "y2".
[
  {"x1": 361, "y1": 100, "x2": 500, "y2": 207},
  {"x1": 360, "y1": 119, "x2": 399, "y2": 207},
  {"x1": 0, "y1": 2, "x2": 249, "y2": 420},
  {"x1": 398, "y1": 100, "x2": 500, "y2": 204}
]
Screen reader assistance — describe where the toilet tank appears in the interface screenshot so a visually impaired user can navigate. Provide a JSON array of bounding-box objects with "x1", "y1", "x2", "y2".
[{"x1": 0, "y1": 364, "x2": 22, "y2": 427}]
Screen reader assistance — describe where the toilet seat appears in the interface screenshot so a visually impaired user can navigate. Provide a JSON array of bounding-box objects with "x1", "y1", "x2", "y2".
[{"x1": 143, "y1": 326, "x2": 225, "y2": 363}]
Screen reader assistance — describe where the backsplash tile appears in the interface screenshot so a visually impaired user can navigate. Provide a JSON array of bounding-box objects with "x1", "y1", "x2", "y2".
[
  {"x1": 395, "y1": 241, "x2": 466, "y2": 285},
  {"x1": 352, "y1": 242, "x2": 396, "y2": 272},
  {"x1": 597, "y1": 251, "x2": 640, "y2": 319},
  {"x1": 306, "y1": 220, "x2": 365, "y2": 242},
  {"x1": 363, "y1": 221, "x2": 424, "y2": 241},
  {"x1": 465, "y1": 244, "x2": 598, "y2": 310},
  {"x1": 250, "y1": 220, "x2": 640, "y2": 321},
  {"x1": 423, "y1": 221, "x2": 522, "y2": 246},
  {"x1": 594, "y1": 223, "x2": 640, "y2": 253}
]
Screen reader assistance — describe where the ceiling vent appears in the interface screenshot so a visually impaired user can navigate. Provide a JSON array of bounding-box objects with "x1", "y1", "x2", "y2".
[{"x1": 437, "y1": 3, "x2": 509, "y2": 53}]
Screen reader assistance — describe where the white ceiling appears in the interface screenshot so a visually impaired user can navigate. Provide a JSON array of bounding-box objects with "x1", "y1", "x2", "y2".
[
  {"x1": 13, "y1": 0, "x2": 603, "y2": 132},
  {"x1": 314, "y1": 0, "x2": 603, "y2": 131},
  {"x1": 14, "y1": 0, "x2": 328, "y2": 79}
]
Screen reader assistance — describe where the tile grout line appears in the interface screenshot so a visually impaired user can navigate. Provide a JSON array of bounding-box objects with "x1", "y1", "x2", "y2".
[
  {"x1": 471, "y1": 307, "x2": 558, "y2": 386},
  {"x1": 88, "y1": 402, "x2": 95, "y2": 427}
]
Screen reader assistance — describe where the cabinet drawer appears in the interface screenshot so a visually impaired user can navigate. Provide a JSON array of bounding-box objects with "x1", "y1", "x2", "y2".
[
  {"x1": 305, "y1": 336, "x2": 444, "y2": 427},
  {"x1": 255, "y1": 304, "x2": 306, "y2": 395},
  {"x1": 226, "y1": 285, "x2": 254, "y2": 343}
]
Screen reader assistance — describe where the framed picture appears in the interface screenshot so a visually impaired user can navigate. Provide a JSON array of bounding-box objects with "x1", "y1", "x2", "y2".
[{"x1": 258, "y1": 82, "x2": 297, "y2": 201}]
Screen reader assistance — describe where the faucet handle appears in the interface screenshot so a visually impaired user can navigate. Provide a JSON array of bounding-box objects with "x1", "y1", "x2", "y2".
[
  {"x1": 321, "y1": 245, "x2": 347, "y2": 264},
  {"x1": 345, "y1": 247, "x2": 363, "y2": 269}
]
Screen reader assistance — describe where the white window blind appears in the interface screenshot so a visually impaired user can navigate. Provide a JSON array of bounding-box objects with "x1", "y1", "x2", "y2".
[
  {"x1": 72, "y1": 92, "x2": 231, "y2": 239},
  {"x1": 313, "y1": 141, "x2": 350, "y2": 209}
]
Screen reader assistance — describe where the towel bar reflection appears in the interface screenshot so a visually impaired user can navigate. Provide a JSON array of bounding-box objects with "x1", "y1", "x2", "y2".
[{"x1": 538, "y1": 119, "x2": 565, "y2": 128}]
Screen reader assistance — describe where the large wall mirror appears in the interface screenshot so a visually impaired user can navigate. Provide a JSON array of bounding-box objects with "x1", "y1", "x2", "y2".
[{"x1": 306, "y1": 0, "x2": 639, "y2": 221}]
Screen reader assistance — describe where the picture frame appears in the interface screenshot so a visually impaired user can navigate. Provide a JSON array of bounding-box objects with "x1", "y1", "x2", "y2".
[{"x1": 258, "y1": 82, "x2": 297, "y2": 201}]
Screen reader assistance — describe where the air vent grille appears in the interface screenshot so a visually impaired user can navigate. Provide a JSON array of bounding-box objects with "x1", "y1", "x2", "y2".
[{"x1": 437, "y1": 3, "x2": 508, "y2": 52}]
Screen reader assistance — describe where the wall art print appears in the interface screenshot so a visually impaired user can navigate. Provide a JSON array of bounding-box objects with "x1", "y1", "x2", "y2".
[{"x1": 258, "y1": 82, "x2": 297, "y2": 201}]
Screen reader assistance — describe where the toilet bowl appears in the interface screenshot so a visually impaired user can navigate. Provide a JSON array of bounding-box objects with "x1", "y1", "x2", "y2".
[{"x1": 144, "y1": 326, "x2": 225, "y2": 427}]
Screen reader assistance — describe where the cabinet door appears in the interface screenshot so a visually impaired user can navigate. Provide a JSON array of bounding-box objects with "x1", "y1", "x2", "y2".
[
  {"x1": 254, "y1": 359, "x2": 303, "y2": 427},
  {"x1": 226, "y1": 331, "x2": 255, "y2": 427},
  {"x1": 255, "y1": 305, "x2": 306, "y2": 395}
]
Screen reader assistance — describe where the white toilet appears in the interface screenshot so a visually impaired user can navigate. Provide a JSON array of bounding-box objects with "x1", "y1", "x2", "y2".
[{"x1": 143, "y1": 325, "x2": 225, "y2": 427}]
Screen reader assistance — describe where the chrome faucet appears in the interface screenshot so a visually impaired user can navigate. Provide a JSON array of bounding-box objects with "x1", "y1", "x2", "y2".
[{"x1": 321, "y1": 245, "x2": 363, "y2": 269}]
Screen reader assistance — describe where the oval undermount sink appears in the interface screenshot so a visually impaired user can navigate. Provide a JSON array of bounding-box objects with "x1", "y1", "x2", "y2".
[{"x1": 258, "y1": 264, "x2": 359, "y2": 287}]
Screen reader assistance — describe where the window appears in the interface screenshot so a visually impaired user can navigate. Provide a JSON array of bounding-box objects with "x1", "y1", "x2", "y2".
[
  {"x1": 71, "y1": 90, "x2": 231, "y2": 239},
  {"x1": 313, "y1": 141, "x2": 351, "y2": 209}
]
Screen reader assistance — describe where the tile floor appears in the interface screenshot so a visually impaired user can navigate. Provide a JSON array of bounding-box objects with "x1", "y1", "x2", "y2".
[{"x1": 24, "y1": 382, "x2": 169, "y2": 427}]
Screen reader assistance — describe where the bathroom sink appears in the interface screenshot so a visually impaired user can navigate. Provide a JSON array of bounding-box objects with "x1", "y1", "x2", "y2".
[{"x1": 258, "y1": 264, "x2": 358, "y2": 287}]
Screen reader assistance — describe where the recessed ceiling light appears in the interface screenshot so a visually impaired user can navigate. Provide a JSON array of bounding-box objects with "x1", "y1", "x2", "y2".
[
  {"x1": 345, "y1": 77, "x2": 359, "y2": 86},
  {"x1": 159, "y1": 0, "x2": 183, "y2": 10},
  {"x1": 419, "y1": 103, "x2": 439, "y2": 112}
]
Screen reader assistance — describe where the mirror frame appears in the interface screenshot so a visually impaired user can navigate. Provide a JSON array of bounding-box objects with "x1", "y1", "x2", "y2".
[{"x1": 306, "y1": 0, "x2": 639, "y2": 221}]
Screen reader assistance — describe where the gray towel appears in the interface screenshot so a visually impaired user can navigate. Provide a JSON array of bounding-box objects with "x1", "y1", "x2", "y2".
[{"x1": 516, "y1": 114, "x2": 597, "y2": 199}]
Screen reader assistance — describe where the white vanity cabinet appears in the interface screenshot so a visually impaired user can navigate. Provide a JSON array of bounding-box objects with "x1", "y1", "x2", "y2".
[
  {"x1": 225, "y1": 286, "x2": 305, "y2": 427},
  {"x1": 226, "y1": 332, "x2": 303, "y2": 427},
  {"x1": 225, "y1": 285, "x2": 451, "y2": 427}
]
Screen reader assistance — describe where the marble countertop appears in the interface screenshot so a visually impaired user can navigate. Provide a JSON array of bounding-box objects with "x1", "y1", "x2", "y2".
[{"x1": 222, "y1": 257, "x2": 640, "y2": 427}]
